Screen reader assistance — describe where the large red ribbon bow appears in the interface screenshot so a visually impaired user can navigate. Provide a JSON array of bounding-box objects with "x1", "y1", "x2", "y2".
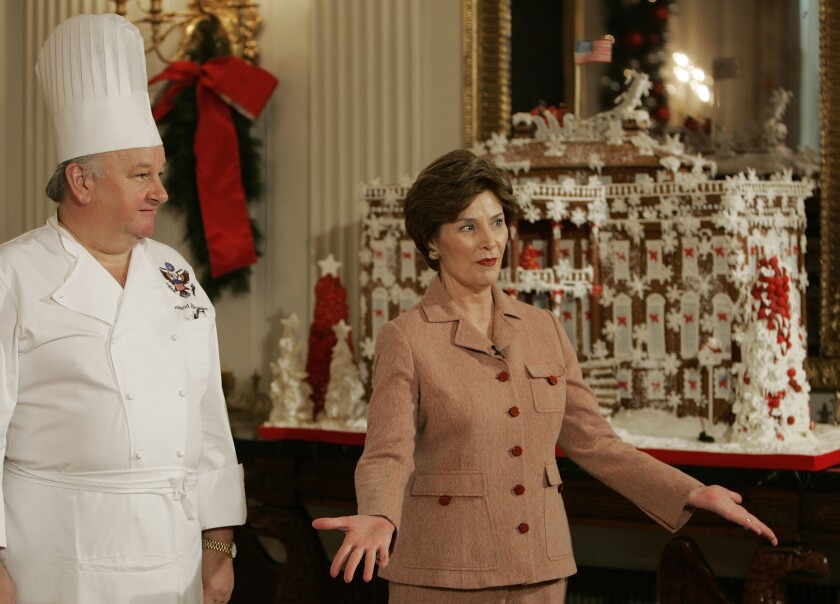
[{"x1": 150, "y1": 56, "x2": 278, "y2": 278}]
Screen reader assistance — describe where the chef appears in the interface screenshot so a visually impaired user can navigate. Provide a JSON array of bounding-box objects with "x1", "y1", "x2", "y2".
[{"x1": 0, "y1": 13, "x2": 246, "y2": 604}]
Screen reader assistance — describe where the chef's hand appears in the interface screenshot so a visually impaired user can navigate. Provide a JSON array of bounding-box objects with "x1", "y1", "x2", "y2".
[
  {"x1": 202, "y1": 529, "x2": 234, "y2": 604},
  {"x1": 0, "y1": 563, "x2": 14, "y2": 604},
  {"x1": 687, "y1": 485, "x2": 778, "y2": 545},
  {"x1": 312, "y1": 515, "x2": 394, "y2": 582}
]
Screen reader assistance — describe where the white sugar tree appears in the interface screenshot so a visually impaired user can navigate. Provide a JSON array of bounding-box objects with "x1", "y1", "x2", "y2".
[
  {"x1": 267, "y1": 314, "x2": 313, "y2": 426},
  {"x1": 322, "y1": 320, "x2": 367, "y2": 430}
]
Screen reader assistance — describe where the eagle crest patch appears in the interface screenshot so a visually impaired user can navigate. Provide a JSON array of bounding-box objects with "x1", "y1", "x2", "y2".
[{"x1": 160, "y1": 262, "x2": 196, "y2": 298}]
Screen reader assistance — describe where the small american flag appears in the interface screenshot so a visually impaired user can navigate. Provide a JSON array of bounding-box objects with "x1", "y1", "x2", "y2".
[{"x1": 574, "y1": 39, "x2": 612, "y2": 65}]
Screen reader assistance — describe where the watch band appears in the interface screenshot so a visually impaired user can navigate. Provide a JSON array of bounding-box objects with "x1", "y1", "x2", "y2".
[{"x1": 202, "y1": 538, "x2": 236, "y2": 559}]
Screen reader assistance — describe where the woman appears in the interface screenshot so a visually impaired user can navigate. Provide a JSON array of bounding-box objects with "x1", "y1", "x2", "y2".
[{"x1": 314, "y1": 150, "x2": 776, "y2": 602}]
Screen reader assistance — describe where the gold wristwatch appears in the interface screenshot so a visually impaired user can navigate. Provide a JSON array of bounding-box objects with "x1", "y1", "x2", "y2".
[{"x1": 202, "y1": 538, "x2": 237, "y2": 559}]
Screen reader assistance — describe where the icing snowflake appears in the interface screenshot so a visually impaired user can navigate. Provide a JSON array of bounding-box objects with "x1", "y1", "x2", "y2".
[
  {"x1": 661, "y1": 134, "x2": 685, "y2": 156},
  {"x1": 661, "y1": 230, "x2": 678, "y2": 254},
  {"x1": 624, "y1": 218, "x2": 645, "y2": 243},
  {"x1": 419, "y1": 268, "x2": 437, "y2": 288},
  {"x1": 600, "y1": 284, "x2": 615, "y2": 306},
  {"x1": 562, "y1": 177, "x2": 577, "y2": 193},
  {"x1": 700, "y1": 314, "x2": 715, "y2": 334},
  {"x1": 359, "y1": 271, "x2": 370, "y2": 287},
  {"x1": 631, "y1": 347, "x2": 646, "y2": 365},
  {"x1": 667, "y1": 394, "x2": 682, "y2": 410},
  {"x1": 602, "y1": 320, "x2": 618, "y2": 341},
  {"x1": 588, "y1": 153, "x2": 605, "y2": 174},
  {"x1": 547, "y1": 199, "x2": 569, "y2": 221},
  {"x1": 589, "y1": 199, "x2": 608, "y2": 227},
  {"x1": 591, "y1": 340, "x2": 608, "y2": 359},
  {"x1": 659, "y1": 196, "x2": 678, "y2": 217},
  {"x1": 666, "y1": 310, "x2": 683, "y2": 332},
  {"x1": 358, "y1": 248, "x2": 373, "y2": 265},
  {"x1": 633, "y1": 324, "x2": 651, "y2": 347},
  {"x1": 660, "y1": 156, "x2": 682, "y2": 174},
  {"x1": 470, "y1": 141, "x2": 488, "y2": 156},
  {"x1": 522, "y1": 204, "x2": 542, "y2": 223},
  {"x1": 570, "y1": 208, "x2": 588, "y2": 227},
  {"x1": 544, "y1": 135, "x2": 566, "y2": 157},
  {"x1": 612, "y1": 197, "x2": 628, "y2": 213},
  {"x1": 487, "y1": 132, "x2": 509, "y2": 154},
  {"x1": 629, "y1": 276, "x2": 647, "y2": 297},
  {"x1": 662, "y1": 353, "x2": 681, "y2": 376},
  {"x1": 665, "y1": 284, "x2": 683, "y2": 304},
  {"x1": 642, "y1": 207, "x2": 659, "y2": 221},
  {"x1": 361, "y1": 336, "x2": 376, "y2": 360}
]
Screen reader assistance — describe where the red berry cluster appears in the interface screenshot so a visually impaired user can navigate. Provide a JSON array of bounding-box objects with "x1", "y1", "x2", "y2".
[{"x1": 750, "y1": 257, "x2": 793, "y2": 354}]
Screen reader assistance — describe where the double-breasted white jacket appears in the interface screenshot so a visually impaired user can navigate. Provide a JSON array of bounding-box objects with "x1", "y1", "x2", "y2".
[{"x1": 0, "y1": 215, "x2": 246, "y2": 603}]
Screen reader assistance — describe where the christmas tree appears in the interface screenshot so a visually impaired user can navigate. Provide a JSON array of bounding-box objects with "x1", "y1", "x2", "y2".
[
  {"x1": 267, "y1": 314, "x2": 313, "y2": 426},
  {"x1": 322, "y1": 320, "x2": 367, "y2": 430},
  {"x1": 732, "y1": 256, "x2": 812, "y2": 446},
  {"x1": 306, "y1": 254, "x2": 352, "y2": 418}
]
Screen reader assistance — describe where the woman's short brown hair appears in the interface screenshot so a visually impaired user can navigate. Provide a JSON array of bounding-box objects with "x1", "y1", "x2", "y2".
[{"x1": 404, "y1": 149, "x2": 519, "y2": 271}]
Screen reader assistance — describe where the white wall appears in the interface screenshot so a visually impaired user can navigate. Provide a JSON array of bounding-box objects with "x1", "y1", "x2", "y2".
[{"x1": 0, "y1": 1, "x2": 462, "y2": 395}]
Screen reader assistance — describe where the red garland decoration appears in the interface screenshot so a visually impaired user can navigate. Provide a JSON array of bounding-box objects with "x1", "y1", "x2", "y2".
[
  {"x1": 150, "y1": 57, "x2": 278, "y2": 278},
  {"x1": 306, "y1": 274, "x2": 353, "y2": 418}
]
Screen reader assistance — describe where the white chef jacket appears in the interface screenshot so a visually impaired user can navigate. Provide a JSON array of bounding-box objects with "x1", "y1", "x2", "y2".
[{"x1": 0, "y1": 215, "x2": 246, "y2": 603}]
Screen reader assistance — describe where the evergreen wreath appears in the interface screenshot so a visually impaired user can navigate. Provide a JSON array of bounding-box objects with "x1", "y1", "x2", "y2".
[{"x1": 153, "y1": 21, "x2": 265, "y2": 300}]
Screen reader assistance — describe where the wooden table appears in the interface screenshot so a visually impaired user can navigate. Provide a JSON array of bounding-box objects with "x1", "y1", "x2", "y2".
[{"x1": 230, "y1": 428, "x2": 840, "y2": 603}]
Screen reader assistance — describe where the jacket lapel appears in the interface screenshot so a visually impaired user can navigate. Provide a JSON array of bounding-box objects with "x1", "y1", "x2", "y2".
[
  {"x1": 419, "y1": 277, "x2": 523, "y2": 356},
  {"x1": 49, "y1": 217, "x2": 122, "y2": 326},
  {"x1": 490, "y1": 285, "x2": 522, "y2": 358},
  {"x1": 112, "y1": 243, "x2": 176, "y2": 338}
]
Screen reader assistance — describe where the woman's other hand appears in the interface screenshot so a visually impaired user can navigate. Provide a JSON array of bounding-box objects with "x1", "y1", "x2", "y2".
[
  {"x1": 687, "y1": 485, "x2": 779, "y2": 545},
  {"x1": 312, "y1": 515, "x2": 395, "y2": 582}
]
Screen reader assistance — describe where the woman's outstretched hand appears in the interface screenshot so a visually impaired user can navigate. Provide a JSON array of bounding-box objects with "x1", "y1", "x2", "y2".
[
  {"x1": 687, "y1": 485, "x2": 778, "y2": 545},
  {"x1": 312, "y1": 514, "x2": 395, "y2": 582}
]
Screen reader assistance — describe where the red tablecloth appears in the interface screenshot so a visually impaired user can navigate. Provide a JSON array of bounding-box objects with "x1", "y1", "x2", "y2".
[{"x1": 258, "y1": 425, "x2": 840, "y2": 472}]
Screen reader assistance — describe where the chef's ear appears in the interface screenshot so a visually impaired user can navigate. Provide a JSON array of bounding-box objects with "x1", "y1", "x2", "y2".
[{"x1": 65, "y1": 162, "x2": 94, "y2": 204}]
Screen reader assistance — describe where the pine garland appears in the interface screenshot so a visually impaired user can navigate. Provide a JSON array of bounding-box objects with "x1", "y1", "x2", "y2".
[{"x1": 154, "y1": 21, "x2": 264, "y2": 300}]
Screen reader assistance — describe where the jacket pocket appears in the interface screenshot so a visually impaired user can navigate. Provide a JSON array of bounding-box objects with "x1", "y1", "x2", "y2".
[
  {"x1": 399, "y1": 472, "x2": 500, "y2": 571},
  {"x1": 526, "y1": 363, "x2": 567, "y2": 413},
  {"x1": 543, "y1": 462, "x2": 573, "y2": 561},
  {"x1": 182, "y1": 316, "x2": 213, "y2": 386}
]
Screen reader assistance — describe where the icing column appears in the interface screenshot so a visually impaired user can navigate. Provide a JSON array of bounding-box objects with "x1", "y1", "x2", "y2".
[{"x1": 732, "y1": 256, "x2": 812, "y2": 445}]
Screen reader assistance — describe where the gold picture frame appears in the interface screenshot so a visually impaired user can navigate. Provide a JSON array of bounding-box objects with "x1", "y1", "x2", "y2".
[{"x1": 463, "y1": 0, "x2": 840, "y2": 391}]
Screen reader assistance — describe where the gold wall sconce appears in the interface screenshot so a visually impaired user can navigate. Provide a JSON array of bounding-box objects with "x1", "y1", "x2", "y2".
[{"x1": 112, "y1": 0, "x2": 263, "y2": 64}]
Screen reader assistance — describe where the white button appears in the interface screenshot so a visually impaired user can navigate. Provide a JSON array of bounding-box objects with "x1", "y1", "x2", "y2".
[
  {"x1": 126, "y1": 392, "x2": 135, "y2": 400},
  {"x1": 171, "y1": 334, "x2": 180, "y2": 341},
  {"x1": 176, "y1": 449, "x2": 185, "y2": 458},
  {"x1": 178, "y1": 389, "x2": 187, "y2": 397},
  {"x1": 134, "y1": 450, "x2": 145, "y2": 460}
]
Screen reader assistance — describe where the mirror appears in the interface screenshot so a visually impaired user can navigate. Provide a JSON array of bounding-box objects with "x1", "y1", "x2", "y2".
[{"x1": 462, "y1": 0, "x2": 839, "y2": 390}]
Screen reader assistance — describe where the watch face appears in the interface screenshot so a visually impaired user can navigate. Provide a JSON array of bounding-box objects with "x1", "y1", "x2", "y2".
[{"x1": 230, "y1": 542, "x2": 237, "y2": 559}]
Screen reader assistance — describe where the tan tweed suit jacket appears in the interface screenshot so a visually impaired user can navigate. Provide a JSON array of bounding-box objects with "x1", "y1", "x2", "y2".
[{"x1": 355, "y1": 277, "x2": 703, "y2": 590}]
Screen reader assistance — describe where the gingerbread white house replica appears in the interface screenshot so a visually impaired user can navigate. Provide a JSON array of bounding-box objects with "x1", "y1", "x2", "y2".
[{"x1": 358, "y1": 73, "x2": 814, "y2": 445}]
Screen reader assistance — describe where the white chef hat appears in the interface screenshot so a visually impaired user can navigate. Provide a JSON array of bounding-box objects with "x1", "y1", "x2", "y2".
[{"x1": 35, "y1": 13, "x2": 163, "y2": 163}]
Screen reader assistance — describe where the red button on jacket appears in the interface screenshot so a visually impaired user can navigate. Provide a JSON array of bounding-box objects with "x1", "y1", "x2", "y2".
[
  {"x1": 518, "y1": 523, "x2": 529, "y2": 534},
  {"x1": 498, "y1": 371, "x2": 510, "y2": 382},
  {"x1": 508, "y1": 406, "x2": 520, "y2": 417},
  {"x1": 513, "y1": 484, "x2": 525, "y2": 496},
  {"x1": 548, "y1": 375, "x2": 558, "y2": 385},
  {"x1": 439, "y1": 495, "x2": 451, "y2": 506},
  {"x1": 511, "y1": 445, "x2": 523, "y2": 457}
]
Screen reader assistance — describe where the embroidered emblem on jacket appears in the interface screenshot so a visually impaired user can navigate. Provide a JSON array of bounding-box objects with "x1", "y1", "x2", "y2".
[{"x1": 160, "y1": 262, "x2": 196, "y2": 298}]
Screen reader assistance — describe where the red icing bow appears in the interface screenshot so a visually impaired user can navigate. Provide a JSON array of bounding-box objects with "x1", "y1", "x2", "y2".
[{"x1": 150, "y1": 57, "x2": 278, "y2": 278}]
